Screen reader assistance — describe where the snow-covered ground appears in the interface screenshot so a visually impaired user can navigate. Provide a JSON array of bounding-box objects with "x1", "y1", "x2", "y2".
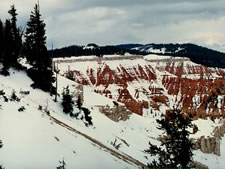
[
  {"x1": 1, "y1": 56, "x2": 225, "y2": 169},
  {"x1": 193, "y1": 136, "x2": 225, "y2": 169},
  {"x1": 0, "y1": 68, "x2": 155, "y2": 168}
]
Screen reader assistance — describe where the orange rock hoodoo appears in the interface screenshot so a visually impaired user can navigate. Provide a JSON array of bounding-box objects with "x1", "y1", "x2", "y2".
[{"x1": 64, "y1": 59, "x2": 225, "y2": 119}]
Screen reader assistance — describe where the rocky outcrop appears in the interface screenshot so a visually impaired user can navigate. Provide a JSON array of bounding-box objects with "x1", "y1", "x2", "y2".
[
  {"x1": 192, "y1": 119, "x2": 225, "y2": 156},
  {"x1": 213, "y1": 119, "x2": 225, "y2": 138},
  {"x1": 193, "y1": 136, "x2": 221, "y2": 156},
  {"x1": 98, "y1": 104, "x2": 132, "y2": 122},
  {"x1": 191, "y1": 161, "x2": 209, "y2": 169},
  {"x1": 60, "y1": 55, "x2": 225, "y2": 118}
]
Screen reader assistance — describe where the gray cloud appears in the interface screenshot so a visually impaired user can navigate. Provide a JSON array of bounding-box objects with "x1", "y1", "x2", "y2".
[{"x1": 0, "y1": 0, "x2": 225, "y2": 52}]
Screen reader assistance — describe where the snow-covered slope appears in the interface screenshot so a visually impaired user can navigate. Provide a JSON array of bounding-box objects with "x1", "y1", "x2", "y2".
[
  {"x1": 1, "y1": 57, "x2": 225, "y2": 169},
  {"x1": 0, "y1": 67, "x2": 160, "y2": 168},
  {"x1": 0, "y1": 69, "x2": 140, "y2": 168}
]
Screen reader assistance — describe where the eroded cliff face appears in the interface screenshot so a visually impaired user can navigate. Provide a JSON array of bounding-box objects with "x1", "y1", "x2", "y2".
[{"x1": 57, "y1": 55, "x2": 225, "y2": 119}]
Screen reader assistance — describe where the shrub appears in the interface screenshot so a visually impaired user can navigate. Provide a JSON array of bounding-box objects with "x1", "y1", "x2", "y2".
[
  {"x1": 81, "y1": 107, "x2": 93, "y2": 126},
  {"x1": 10, "y1": 90, "x2": 20, "y2": 102},
  {"x1": 61, "y1": 86, "x2": 74, "y2": 114},
  {"x1": 18, "y1": 106, "x2": 25, "y2": 112}
]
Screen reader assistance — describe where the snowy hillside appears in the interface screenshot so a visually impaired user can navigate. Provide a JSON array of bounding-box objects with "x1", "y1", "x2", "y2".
[
  {"x1": 0, "y1": 66, "x2": 161, "y2": 169},
  {"x1": 1, "y1": 57, "x2": 225, "y2": 169}
]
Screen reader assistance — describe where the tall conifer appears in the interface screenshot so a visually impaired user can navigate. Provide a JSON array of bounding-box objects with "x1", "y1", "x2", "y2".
[
  {"x1": 145, "y1": 109, "x2": 194, "y2": 168},
  {"x1": 24, "y1": 3, "x2": 55, "y2": 92},
  {"x1": 0, "y1": 19, "x2": 3, "y2": 62},
  {"x1": 8, "y1": 4, "x2": 22, "y2": 67},
  {"x1": 1, "y1": 19, "x2": 13, "y2": 75}
]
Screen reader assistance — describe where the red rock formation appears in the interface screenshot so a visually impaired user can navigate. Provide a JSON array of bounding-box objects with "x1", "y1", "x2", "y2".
[{"x1": 62, "y1": 58, "x2": 225, "y2": 119}]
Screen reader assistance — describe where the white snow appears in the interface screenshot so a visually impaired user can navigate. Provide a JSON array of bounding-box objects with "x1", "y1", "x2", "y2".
[
  {"x1": 147, "y1": 47, "x2": 166, "y2": 54},
  {"x1": 144, "y1": 54, "x2": 171, "y2": 60},
  {"x1": 0, "y1": 68, "x2": 141, "y2": 169},
  {"x1": 1, "y1": 52, "x2": 225, "y2": 169}
]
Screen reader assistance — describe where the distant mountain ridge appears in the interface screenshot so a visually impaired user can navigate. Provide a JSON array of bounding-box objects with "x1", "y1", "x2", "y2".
[
  {"x1": 117, "y1": 43, "x2": 225, "y2": 68},
  {"x1": 49, "y1": 43, "x2": 225, "y2": 68}
]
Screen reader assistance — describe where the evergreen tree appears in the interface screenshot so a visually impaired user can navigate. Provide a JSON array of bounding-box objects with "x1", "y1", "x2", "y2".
[
  {"x1": 76, "y1": 95, "x2": 82, "y2": 111},
  {"x1": 0, "y1": 5, "x2": 22, "y2": 74},
  {"x1": 62, "y1": 86, "x2": 74, "y2": 115},
  {"x1": 145, "y1": 109, "x2": 194, "y2": 168},
  {"x1": 0, "y1": 140, "x2": 3, "y2": 169},
  {"x1": 81, "y1": 107, "x2": 93, "y2": 126},
  {"x1": 1, "y1": 19, "x2": 13, "y2": 76},
  {"x1": 56, "y1": 158, "x2": 66, "y2": 169},
  {"x1": 0, "y1": 140, "x2": 2, "y2": 149},
  {"x1": 8, "y1": 4, "x2": 22, "y2": 68},
  {"x1": 24, "y1": 3, "x2": 55, "y2": 92},
  {"x1": 0, "y1": 19, "x2": 3, "y2": 63}
]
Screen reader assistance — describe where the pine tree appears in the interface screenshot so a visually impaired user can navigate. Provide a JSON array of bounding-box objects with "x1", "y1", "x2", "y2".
[
  {"x1": 81, "y1": 107, "x2": 93, "y2": 126},
  {"x1": 0, "y1": 19, "x2": 3, "y2": 63},
  {"x1": 0, "y1": 5, "x2": 22, "y2": 74},
  {"x1": 145, "y1": 109, "x2": 194, "y2": 168},
  {"x1": 1, "y1": 19, "x2": 13, "y2": 76},
  {"x1": 0, "y1": 140, "x2": 3, "y2": 149},
  {"x1": 62, "y1": 86, "x2": 74, "y2": 115},
  {"x1": 0, "y1": 140, "x2": 3, "y2": 169},
  {"x1": 8, "y1": 4, "x2": 22, "y2": 68},
  {"x1": 56, "y1": 158, "x2": 66, "y2": 169},
  {"x1": 76, "y1": 95, "x2": 82, "y2": 111},
  {"x1": 24, "y1": 3, "x2": 55, "y2": 92}
]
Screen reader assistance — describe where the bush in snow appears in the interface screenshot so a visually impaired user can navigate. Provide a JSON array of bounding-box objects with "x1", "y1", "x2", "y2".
[
  {"x1": 0, "y1": 90, "x2": 5, "y2": 96},
  {"x1": 18, "y1": 106, "x2": 25, "y2": 112},
  {"x1": 0, "y1": 140, "x2": 3, "y2": 169},
  {"x1": 145, "y1": 109, "x2": 194, "y2": 169},
  {"x1": 0, "y1": 90, "x2": 6, "y2": 103},
  {"x1": 76, "y1": 95, "x2": 82, "y2": 111},
  {"x1": 56, "y1": 158, "x2": 66, "y2": 169},
  {"x1": 81, "y1": 107, "x2": 93, "y2": 126},
  {"x1": 3, "y1": 96, "x2": 8, "y2": 102},
  {"x1": 0, "y1": 140, "x2": 2, "y2": 149},
  {"x1": 61, "y1": 87, "x2": 92, "y2": 126},
  {"x1": 61, "y1": 86, "x2": 74, "y2": 115},
  {"x1": 10, "y1": 90, "x2": 20, "y2": 102},
  {"x1": 65, "y1": 71, "x2": 75, "y2": 81},
  {"x1": 111, "y1": 138, "x2": 122, "y2": 150}
]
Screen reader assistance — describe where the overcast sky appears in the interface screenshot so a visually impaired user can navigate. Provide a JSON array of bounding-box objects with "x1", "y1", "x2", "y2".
[{"x1": 0, "y1": 0, "x2": 225, "y2": 52}]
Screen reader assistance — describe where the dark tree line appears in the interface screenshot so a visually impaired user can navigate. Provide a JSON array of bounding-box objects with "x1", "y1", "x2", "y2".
[
  {"x1": 0, "y1": 4, "x2": 55, "y2": 93},
  {"x1": 49, "y1": 42, "x2": 225, "y2": 69},
  {"x1": 119, "y1": 43, "x2": 225, "y2": 69},
  {"x1": 0, "y1": 5, "x2": 23, "y2": 76},
  {"x1": 48, "y1": 43, "x2": 146, "y2": 58}
]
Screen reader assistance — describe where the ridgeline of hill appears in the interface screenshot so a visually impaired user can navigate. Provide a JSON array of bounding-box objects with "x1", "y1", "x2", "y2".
[{"x1": 49, "y1": 43, "x2": 225, "y2": 69}]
